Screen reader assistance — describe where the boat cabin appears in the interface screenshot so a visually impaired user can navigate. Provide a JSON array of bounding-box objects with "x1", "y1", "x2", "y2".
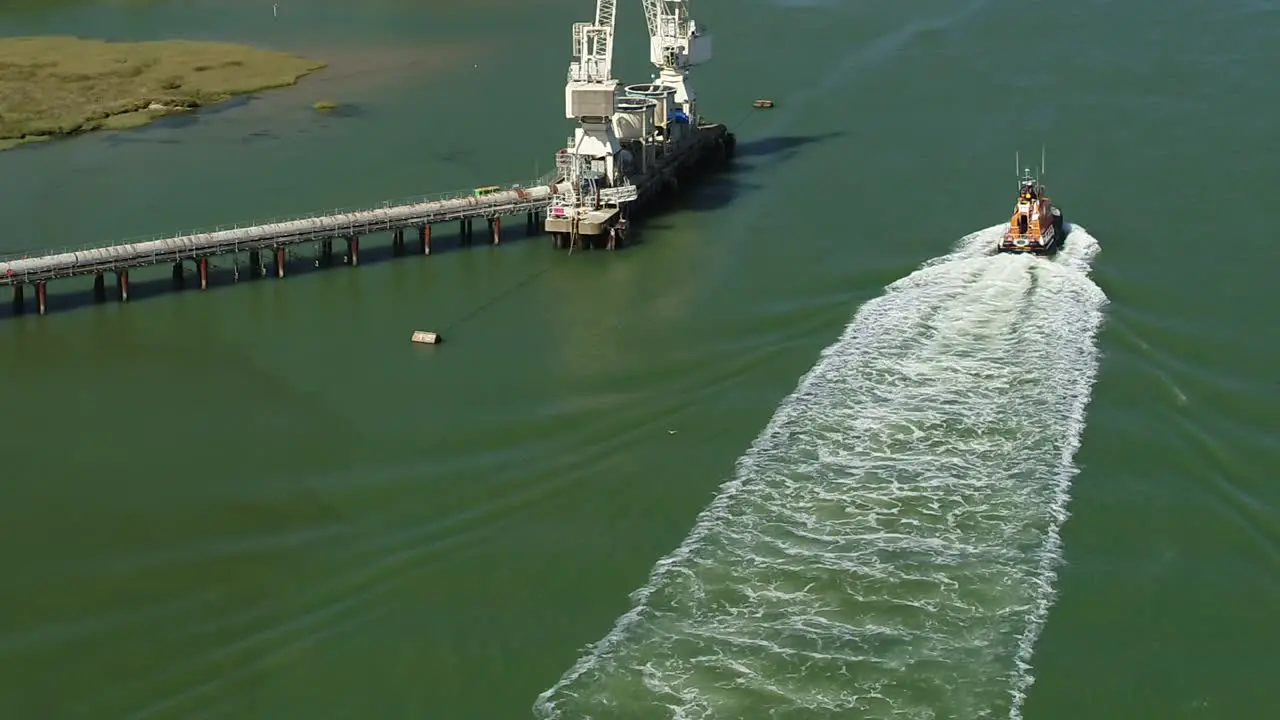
[
  {"x1": 1018, "y1": 177, "x2": 1039, "y2": 202},
  {"x1": 1009, "y1": 174, "x2": 1048, "y2": 239}
]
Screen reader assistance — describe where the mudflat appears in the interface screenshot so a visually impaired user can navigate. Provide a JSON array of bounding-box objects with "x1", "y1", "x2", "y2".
[{"x1": 0, "y1": 36, "x2": 325, "y2": 150}]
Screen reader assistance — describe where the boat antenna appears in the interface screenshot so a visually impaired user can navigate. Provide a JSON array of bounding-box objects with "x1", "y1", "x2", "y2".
[
  {"x1": 1015, "y1": 151, "x2": 1020, "y2": 188},
  {"x1": 1040, "y1": 144, "x2": 1046, "y2": 183}
]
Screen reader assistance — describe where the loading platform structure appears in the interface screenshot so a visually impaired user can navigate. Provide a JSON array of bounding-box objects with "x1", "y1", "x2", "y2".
[
  {"x1": 545, "y1": 0, "x2": 736, "y2": 250},
  {"x1": 1, "y1": 180, "x2": 561, "y2": 315},
  {"x1": 1, "y1": 0, "x2": 739, "y2": 318},
  {"x1": 545, "y1": 119, "x2": 732, "y2": 249}
]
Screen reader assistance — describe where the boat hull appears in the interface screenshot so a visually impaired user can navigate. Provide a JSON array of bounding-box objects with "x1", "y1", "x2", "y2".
[
  {"x1": 998, "y1": 231, "x2": 1060, "y2": 255},
  {"x1": 998, "y1": 210, "x2": 1065, "y2": 256}
]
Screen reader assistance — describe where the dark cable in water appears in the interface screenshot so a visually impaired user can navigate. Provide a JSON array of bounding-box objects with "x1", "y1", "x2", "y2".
[{"x1": 435, "y1": 258, "x2": 558, "y2": 334}]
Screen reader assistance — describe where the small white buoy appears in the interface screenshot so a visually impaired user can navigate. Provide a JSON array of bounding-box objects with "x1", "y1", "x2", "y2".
[
  {"x1": 273, "y1": 4, "x2": 278, "y2": 17},
  {"x1": 410, "y1": 330, "x2": 441, "y2": 345}
]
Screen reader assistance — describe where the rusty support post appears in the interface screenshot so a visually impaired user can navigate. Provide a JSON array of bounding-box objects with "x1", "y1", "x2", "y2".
[{"x1": 347, "y1": 236, "x2": 360, "y2": 266}]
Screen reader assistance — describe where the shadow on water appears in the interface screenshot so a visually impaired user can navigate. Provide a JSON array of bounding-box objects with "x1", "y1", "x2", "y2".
[
  {"x1": 0, "y1": 131, "x2": 840, "y2": 320},
  {"x1": 0, "y1": 225, "x2": 541, "y2": 320},
  {"x1": 635, "y1": 130, "x2": 844, "y2": 236},
  {"x1": 733, "y1": 133, "x2": 844, "y2": 159}
]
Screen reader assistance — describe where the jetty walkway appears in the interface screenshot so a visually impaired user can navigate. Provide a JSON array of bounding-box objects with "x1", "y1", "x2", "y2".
[{"x1": 2, "y1": 178, "x2": 563, "y2": 315}]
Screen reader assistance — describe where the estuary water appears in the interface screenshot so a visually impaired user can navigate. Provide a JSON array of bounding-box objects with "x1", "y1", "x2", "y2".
[{"x1": 0, "y1": 0, "x2": 1276, "y2": 718}]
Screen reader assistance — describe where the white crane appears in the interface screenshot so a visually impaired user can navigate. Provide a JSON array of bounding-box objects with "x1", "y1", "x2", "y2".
[
  {"x1": 641, "y1": 0, "x2": 711, "y2": 123},
  {"x1": 563, "y1": 0, "x2": 621, "y2": 183},
  {"x1": 553, "y1": 0, "x2": 707, "y2": 230}
]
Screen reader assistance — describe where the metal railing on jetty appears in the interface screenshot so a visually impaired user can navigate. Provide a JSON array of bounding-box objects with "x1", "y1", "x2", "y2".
[{"x1": 0, "y1": 170, "x2": 563, "y2": 286}]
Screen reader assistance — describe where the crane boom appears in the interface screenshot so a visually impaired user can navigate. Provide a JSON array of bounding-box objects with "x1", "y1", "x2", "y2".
[
  {"x1": 595, "y1": 0, "x2": 616, "y2": 40},
  {"x1": 641, "y1": 0, "x2": 660, "y2": 38}
]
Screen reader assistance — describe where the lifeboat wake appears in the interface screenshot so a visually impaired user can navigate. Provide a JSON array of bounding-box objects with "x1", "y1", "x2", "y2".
[{"x1": 534, "y1": 225, "x2": 1107, "y2": 719}]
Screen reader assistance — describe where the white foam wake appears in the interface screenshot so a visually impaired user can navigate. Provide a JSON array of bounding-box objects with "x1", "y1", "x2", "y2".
[{"x1": 534, "y1": 226, "x2": 1107, "y2": 719}]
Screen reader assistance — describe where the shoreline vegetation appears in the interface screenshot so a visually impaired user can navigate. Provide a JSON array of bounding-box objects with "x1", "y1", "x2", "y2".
[{"x1": 0, "y1": 36, "x2": 326, "y2": 151}]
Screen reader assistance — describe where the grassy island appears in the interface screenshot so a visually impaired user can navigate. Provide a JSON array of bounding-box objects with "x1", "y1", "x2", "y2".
[{"x1": 0, "y1": 36, "x2": 326, "y2": 150}]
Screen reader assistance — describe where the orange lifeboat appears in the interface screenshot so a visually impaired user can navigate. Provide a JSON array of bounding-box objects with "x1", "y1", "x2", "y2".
[{"x1": 999, "y1": 172, "x2": 1065, "y2": 255}]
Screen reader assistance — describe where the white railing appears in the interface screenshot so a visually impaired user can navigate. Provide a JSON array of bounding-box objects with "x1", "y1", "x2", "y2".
[{"x1": 599, "y1": 184, "x2": 638, "y2": 205}]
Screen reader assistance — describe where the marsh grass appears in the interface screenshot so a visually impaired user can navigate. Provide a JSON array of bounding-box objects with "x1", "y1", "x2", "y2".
[{"x1": 0, "y1": 36, "x2": 326, "y2": 150}]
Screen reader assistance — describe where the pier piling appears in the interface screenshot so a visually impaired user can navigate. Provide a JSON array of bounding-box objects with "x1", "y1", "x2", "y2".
[
  {"x1": 198, "y1": 257, "x2": 209, "y2": 290},
  {"x1": 420, "y1": 225, "x2": 432, "y2": 254},
  {"x1": 117, "y1": 271, "x2": 129, "y2": 302},
  {"x1": 275, "y1": 247, "x2": 287, "y2": 278},
  {"x1": 490, "y1": 217, "x2": 501, "y2": 244},
  {"x1": 36, "y1": 281, "x2": 47, "y2": 315},
  {"x1": 93, "y1": 274, "x2": 105, "y2": 302},
  {"x1": 346, "y1": 236, "x2": 360, "y2": 266}
]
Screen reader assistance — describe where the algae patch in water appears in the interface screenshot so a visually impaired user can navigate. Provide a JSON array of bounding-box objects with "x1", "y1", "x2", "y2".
[{"x1": 0, "y1": 36, "x2": 326, "y2": 150}]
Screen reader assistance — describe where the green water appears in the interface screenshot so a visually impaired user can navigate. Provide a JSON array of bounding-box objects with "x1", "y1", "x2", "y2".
[{"x1": 1, "y1": 0, "x2": 1277, "y2": 718}]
